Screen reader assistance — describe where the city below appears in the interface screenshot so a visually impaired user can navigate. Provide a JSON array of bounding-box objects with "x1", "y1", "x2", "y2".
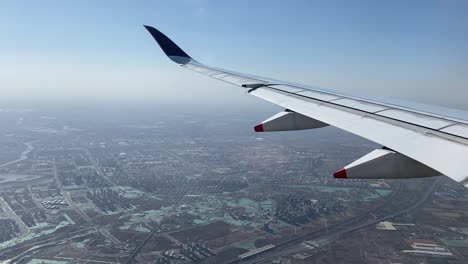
[{"x1": 0, "y1": 104, "x2": 466, "y2": 264}]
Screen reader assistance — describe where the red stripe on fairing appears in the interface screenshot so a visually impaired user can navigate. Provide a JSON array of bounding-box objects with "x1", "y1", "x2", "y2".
[
  {"x1": 333, "y1": 168, "x2": 347, "y2": 179},
  {"x1": 254, "y1": 124, "x2": 264, "y2": 132}
]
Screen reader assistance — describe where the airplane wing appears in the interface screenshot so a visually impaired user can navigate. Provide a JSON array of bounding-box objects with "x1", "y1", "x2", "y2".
[{"x1": 144, "y1": 25, "x2": 468, "y2": 183}]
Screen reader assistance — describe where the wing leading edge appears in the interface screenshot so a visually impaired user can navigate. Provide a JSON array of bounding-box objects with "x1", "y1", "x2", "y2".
[{"x1": 144, "y1": 25, "x2": 468, "y2": 183}]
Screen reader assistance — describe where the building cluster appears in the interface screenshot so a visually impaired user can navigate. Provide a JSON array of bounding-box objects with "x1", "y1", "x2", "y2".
[
  {"x1": 274, "y1": 194, "x2": 343, "y2": 225},
  {"x1": 3, "y1": 189, "x2": 34, "y2": 210},
  {"x1": 2, "y1": 189, "x2": 47, "y2": 227},
  {"x1": 154, "y1": 256, "x2": 171, "y2": 264},
  {"x1": 32, "y1": 183, "x2": 61, "y2": 199},
  {"x1": 59, "y1": 167, "x2": 106, "y2": 187},
  {"x1": 55, "y1": 151, "x2": 107, "y2": 187},
  {"x1": 179, "y1": 240, "x2": 212, "y2": 260},
  {"x1": 86, "y1": 188, "x2": 131, "y2": 212},
  {"x1": 403, "y1": 241, "x2": 453, "y2": 257},
  {"x1": 195, "y1": 179, "x2": 248, "y2": 194},
  {"x1": 227, "y1": 208, "x2": 252, "y2": 222},
  {"x1": 0, "y1": 219, "x2": 20, "y2": 243},
  {"x1": 154, "y1": 250, "x2": 186, "y2": 264},
  {"x1": 19, "y1": 211, "x2": 47, "y2": 227},
  {"x1": 41, "y1": 199, "x2": 68, "y2": 210},
  {"x1": 31, "y1": 159, "x2": 54, "y2": 175}
]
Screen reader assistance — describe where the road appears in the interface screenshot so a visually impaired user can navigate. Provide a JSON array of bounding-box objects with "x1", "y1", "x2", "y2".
[
  {"x1": 238, "y1": 178, "x2": 440, "y2": 264},
  {"x1": 0, "y1": 197, "x2": 29, "y2": 237},
  {"x1": 123, "y1": 226, "x2": 159, "y2": 264},
  {"x1": 123, "y1": 218, "x2": 225, "y2": 264},
  {"x1": 53, "y1": 157, "x2": 121, "y2": 245}
]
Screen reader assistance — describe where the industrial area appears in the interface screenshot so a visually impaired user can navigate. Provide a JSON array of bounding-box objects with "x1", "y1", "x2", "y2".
[{"x1": 0, "y1": 106, "x2": 467, "y2": 264}]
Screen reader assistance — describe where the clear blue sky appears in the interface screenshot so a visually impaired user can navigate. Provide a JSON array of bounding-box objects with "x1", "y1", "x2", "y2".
[{"x1": 0, "y1": 0, "x2": 467, "y2": 108}]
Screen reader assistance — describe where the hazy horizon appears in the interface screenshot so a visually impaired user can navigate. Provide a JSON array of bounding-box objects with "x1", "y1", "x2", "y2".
[{"x1": 1, "y1": 0, "x2": 467, "y2": 111}]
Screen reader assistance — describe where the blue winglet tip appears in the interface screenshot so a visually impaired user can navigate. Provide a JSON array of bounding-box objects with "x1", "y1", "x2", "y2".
[{"x1": 144, "y1": 25, "x2": 192, "y2": 64}]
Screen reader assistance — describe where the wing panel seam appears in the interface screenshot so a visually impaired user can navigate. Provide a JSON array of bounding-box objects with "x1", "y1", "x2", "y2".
[
  {"x1": 264, "y1": 87, "x2": 468, "y2": 144},
  {"x1": 437, "y1": 122, "x2": 460, "y2": 131},
  {"x1": 184, "y1": 62, "x2": 468, "y2": 125}
]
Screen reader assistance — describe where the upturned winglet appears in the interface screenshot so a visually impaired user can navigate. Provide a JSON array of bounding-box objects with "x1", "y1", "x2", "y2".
[{"x1": 143, "y1": 25, "x2": 193, "y2": 64}]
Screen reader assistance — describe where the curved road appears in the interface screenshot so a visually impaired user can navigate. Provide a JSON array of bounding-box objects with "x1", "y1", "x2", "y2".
[{"x1": 239, "y1": 178, "x2": 440, "y2": 264}]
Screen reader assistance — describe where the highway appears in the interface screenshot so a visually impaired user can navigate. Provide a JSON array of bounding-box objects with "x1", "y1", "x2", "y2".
[
  {"x1": 124, "y1": 226, "x2": 159, "y2": 264},
  {"x1": 237, "y1": 177, "x2": 440, "y2": 264},
  {"x1": 53, "y1": 157, "x2": 122, "y2": 245}
]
